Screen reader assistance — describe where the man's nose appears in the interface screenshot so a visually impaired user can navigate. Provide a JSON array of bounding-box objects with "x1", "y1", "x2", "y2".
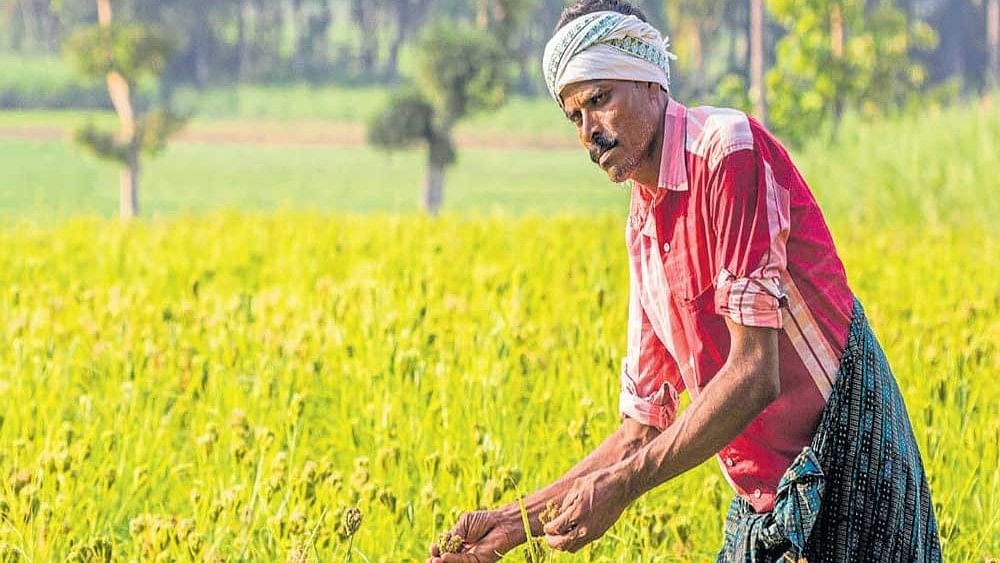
[{"x1": 581, "y1": 113, "x2": 603, "y2": 144}]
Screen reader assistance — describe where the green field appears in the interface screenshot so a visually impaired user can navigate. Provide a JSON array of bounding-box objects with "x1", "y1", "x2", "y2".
[
  {"x1": 0, "y1": 99, "x2": 998, "y2": 560},
  {"x1": 2, "y1": 101, "x2": 997, "y2": 224},
  {"x1": 1, "y1": 215, "x2": 997, "y2": 561}
]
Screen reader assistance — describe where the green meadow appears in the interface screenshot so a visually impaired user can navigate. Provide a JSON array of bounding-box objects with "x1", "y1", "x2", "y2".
[{"x1": 2, "y1": 101, "x2": 997, "y2": 224}]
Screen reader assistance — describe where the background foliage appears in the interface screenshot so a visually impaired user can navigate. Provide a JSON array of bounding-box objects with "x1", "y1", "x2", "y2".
[{"x1": 2, "y1": 0, "x2": 997, "y2": 139}]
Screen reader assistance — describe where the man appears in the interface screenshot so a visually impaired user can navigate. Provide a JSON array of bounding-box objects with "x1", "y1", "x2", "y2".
[{"x1": 428, "y1": 1, "x2": 941, "y2": 561}]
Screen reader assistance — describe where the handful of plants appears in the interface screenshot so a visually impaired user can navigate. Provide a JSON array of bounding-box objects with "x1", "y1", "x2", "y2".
[
  {"x1": 539, "y1": 501, "x2": 560, "y2": 526},
  {"x1": 435, "y1": 532, "x2": 464, "y2": 554}
]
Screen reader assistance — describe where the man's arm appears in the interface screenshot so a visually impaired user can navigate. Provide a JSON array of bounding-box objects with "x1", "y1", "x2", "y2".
[
  {"x1": 543, "y1": 320, "x2": 779, "y2": 550},
  {"x1": 427, "y1": 417, "x2": 661, "y2": 563},
  {"x1": 625, "y1": 320, "x2": 779, "y2": 493},
  {"x1": 496, "y1": 415, "x2": 661, "y2": 539}
]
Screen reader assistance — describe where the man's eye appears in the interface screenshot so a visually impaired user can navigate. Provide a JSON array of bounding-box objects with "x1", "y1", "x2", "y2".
[{"x1": 591, "y1": 93, "x2": 605, "y2": 106}]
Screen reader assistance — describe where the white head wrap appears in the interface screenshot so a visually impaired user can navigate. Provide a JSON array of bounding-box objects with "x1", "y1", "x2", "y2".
[{"x1": 542, "y1": 11, "x2": 677, "y2": 104}]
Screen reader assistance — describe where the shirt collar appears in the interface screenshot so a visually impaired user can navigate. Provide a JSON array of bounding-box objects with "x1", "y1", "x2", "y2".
[{"x1": 656, "y1": 97, "x2": 688, "y2": 191}]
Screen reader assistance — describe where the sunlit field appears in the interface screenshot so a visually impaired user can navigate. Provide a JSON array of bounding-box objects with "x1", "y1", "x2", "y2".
[{"x1": 1, "y1": 102, "x2": 997, "y2": 561}]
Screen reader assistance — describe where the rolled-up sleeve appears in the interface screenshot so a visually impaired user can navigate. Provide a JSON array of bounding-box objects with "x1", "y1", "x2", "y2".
[
  {"x1": 709, "y1": 148, "x2": 789, "y2": 329},
  {"x1": 619, "y1": 263, "x2": 683, "y2": 431}
]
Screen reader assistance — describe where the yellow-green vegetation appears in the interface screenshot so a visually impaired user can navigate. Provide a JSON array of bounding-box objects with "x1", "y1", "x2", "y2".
[
  {"x1": 0, "y1": 211, "x2": 996, "y2": 561},
  {"x1": 1, "y1": 93, "x2": 997, "y2": 562}
]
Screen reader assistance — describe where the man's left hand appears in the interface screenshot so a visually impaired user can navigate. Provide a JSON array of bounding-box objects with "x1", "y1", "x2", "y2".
[{"x1": 542, "y1": 465, "x2": 632, "y2": 552}]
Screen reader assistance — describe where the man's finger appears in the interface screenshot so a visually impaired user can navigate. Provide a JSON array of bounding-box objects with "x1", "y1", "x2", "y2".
[
  {"x1": 439, "y1": 552, "x2": 487, "y2": 563},
  {"x1": 558, "y1": 491, "x2": 578, "y2": 514},
  {"x1": 458, "y1": 511, "x2": 495, "y2": 540},
  {"x1": 542, "y1": 499, "x2": 579, "y2": 536},
  {"x1": 545, "y1": 525, "x2": 588, "y2": 553}
]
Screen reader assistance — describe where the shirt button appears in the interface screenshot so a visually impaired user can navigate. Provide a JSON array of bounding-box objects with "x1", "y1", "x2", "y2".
[
  {"x1": 753, "y1": 489, "x2": 762, "y2": 499},
  {"x1": 725, "y1": 457, "x2": 735, "y2": 467},
  {"x1": 662, "y1": 242, "x2": 671, "y2": 253}
]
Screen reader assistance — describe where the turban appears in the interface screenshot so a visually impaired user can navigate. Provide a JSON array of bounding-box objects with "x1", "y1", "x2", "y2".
[{"x1": 542, "y1": 11, "x2": 677, "y2": 104}]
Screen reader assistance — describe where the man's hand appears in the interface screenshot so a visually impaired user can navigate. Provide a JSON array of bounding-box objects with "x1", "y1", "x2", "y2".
[
  {"x1": 427, "y1": 510, "x2": 524, "y2": 563},
  {"x1": 542, "y1": 467, "x2": 632, "y2": 553}
]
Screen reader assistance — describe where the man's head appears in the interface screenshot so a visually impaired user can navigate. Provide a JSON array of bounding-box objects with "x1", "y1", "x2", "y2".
[
  {"x1": 561, "y1": 79, "x2": 666, "y2": 183},
  {"x1": 542, "y1": 0, "x2": 675, "y2": 184},
  {"x1": 555, "y1": 0, "x2": 648, "y2": 31}
]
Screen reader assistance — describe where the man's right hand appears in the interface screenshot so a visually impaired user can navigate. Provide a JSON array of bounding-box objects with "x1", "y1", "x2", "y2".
[{"x1": 426, "y1": 509, "x2": 525, "y2": 563}]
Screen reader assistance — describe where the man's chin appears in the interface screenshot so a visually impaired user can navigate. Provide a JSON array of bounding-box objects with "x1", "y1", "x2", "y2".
[{"x1": 605, "y1": 163, "x2": 636, "y2": 184}]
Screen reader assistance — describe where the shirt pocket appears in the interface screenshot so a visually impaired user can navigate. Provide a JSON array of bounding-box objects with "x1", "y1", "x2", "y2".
[
  {"x1": 660, "y1": 226, "x2": 715, "y2": 314},
  {"x1": 683, "y1": 283, "x2": 716, "y2": 314}
]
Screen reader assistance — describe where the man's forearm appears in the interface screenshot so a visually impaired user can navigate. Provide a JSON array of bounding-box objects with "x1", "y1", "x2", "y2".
[
  {"x1": 497, "y1": 418, "x2": 660, "y2": 539},
  {"x1": 621, "y1": 332, "x2": 779, "y2": 499}
]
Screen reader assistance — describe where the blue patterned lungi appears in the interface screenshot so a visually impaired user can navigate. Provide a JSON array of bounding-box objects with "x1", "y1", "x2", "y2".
[{"x1": 717, "y1": 299, "x2": 941, "y2": 562}]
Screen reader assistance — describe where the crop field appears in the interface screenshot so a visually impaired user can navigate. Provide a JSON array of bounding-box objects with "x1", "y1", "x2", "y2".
[{"x1": 0, "y1": 102, "x2": 998, "y2": 561}]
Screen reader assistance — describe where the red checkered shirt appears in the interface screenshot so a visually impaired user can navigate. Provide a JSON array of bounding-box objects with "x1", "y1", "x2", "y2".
[{"x1": 620, "y1": 99, "x2": 855, "y2": 512}]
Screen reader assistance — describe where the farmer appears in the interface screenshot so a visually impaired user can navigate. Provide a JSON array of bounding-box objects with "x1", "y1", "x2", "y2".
[{"x1": 429, "y1": 1, "x2": 941, "y2": 561}]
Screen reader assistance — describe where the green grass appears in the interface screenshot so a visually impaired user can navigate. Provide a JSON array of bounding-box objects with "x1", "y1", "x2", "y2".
[
  {"x1": 1, "y1": 100, "x2": 997, "y2": 227},
  {"x1": 0, "y1": 139, "x2": 620, "y2": 222},
  {"x1": 0, "y1": 54, "x2": 119, "y2": 110},
  {"x1": 171, "y1": 84, "x2": 394, "y2": 124}
]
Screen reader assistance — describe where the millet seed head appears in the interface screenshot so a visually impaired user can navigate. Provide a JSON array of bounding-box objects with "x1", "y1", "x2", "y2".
[
  {"x1": 539, "y1": 501, "x2": 560, "y2": 525},
  {"x1": 339, "y1": 506, "x2": 362, "y2": 538},
  {"x1": 436, "y1": 532, "x2": 464, "y2": 554}
]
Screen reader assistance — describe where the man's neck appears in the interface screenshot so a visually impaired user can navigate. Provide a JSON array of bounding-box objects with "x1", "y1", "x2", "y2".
[{"x1": 631, "y1": 94, "x2": 672, "y2": 189}]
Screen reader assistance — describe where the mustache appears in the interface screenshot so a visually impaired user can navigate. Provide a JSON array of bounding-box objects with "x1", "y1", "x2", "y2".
[{"x1": 588, "y1": 134, "x2": 617, "y2": 164}]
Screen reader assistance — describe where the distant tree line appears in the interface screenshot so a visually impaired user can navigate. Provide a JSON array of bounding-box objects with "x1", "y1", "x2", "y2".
[
  {"x1": 4, "y1": 0, "x2": 996, "y2": 96},
  {"x1": 4, "y1": 0, "x2": 997, "y2": 215},
  {"x1": 3, "y1": 0, "x2": 998, "y2": 142}
]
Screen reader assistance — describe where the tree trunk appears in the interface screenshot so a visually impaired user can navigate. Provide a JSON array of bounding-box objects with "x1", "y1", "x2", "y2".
[
  {"x1": 237, "y1": 0, "x2": 250, "y2": 82},
  {"x1": 351, "y1": 0, "x2": 378, "y2": 75},
  {"x1": 477, "y1": 0, "x2": 490, "y2": 30},
  {"x1": 385, "y1": 2, "x2": 409, "y2": 82},
  {"x1": 192, "y1": 3, "x2": 213, "y2": 87},
  {"x1": 989, "y1": 0, "x2": 999, "y2": 89},
  {"x1": 423, "y1": 161, "x2": 445, "y2": 216},
  {"x1": 749, "y1": 0, "x2": 767, "y2": 124},
  {"x1": 691, "y1": 26, "x2": 704, "y2": 93},
  {"x1": 384, "y1": 0, "x2": 430, "y2": 81},
  {"x1": 19, "y1": 0, "x2": 60, "y2": 53},
  {"x1": 43, "y1": 0, "x2": 59, "y2": 52},
  {"x1": 120, "y1": 154, "x2": 139, "y2": 220},
  {"x1": 21, "y1": 0, "x2": 38, "y2": 52},
  {"x1": 290, "y1": 0, "x2": 307, "y2": 77},
  {"x1": 830, "y1": 4, "x2": 845, "y2": 129},
  {"x1": 97, "y1": 0, "x2": 140, "y2": 220},
  {"x1": 830, "y1": 4, "x2": 843, "y2": 58},
  {"x1": 644, "y1": 0, "x2": 666, "y2": 31}
]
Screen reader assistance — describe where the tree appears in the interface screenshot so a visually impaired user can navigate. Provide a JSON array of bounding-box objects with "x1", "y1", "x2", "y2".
[
  {"x1": 989, "y1": 0, "x2": 999, "y2": 89},
  {"x1": 384, "y1": 0, "x2": 435, "y2": 82},
  {"x1": 748, "y1": 0, "x2": 767, "y2": 123},
  {"x1": 351, "y1": 0, "x2": 381, "y2": 77},
  {"x1": 7, "y1": 0, "x2": 61, "y2": 53},
  {"x1": 766, "y1": 0, "x2": 937, "y2": 143},
  {"x1": 368, "y1": 25, "x2": 507, "y2": 215},
  {"x1": 663, "y1": 0, "x2": 732, "y2": 98},
  {"x1": 64, "y1": 0, "x2": 185, "y2": 220}
]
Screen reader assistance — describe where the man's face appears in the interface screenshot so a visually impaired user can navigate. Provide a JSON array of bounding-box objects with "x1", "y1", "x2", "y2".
[{"x1": 560, "y1": 79, "x2": 661, "y2": 183}]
